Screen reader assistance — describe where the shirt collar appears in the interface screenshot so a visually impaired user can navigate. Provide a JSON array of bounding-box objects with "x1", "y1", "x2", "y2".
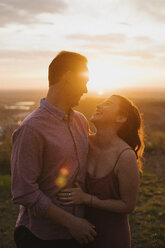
[{"x1": 40, "y1": 98, "x2": 74, "y2": 121}]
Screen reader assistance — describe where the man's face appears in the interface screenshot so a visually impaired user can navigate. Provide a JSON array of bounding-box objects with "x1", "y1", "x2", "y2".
[{"x1": 66, "y1": 66, "x2": 89, "y2": 107}]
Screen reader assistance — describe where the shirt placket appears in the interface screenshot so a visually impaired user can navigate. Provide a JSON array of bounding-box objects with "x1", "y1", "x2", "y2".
[
  {"x1": 65, "y1": 115, "x2": 82, "y2": 216},
  {"x1": 66, "y1": 116, "x2": 81, "y2": 183}
]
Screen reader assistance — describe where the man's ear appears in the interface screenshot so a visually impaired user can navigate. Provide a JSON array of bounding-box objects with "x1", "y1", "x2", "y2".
[
  {"x1": 64, "y1": 70, "x2": 72, "y2": 83},
  {"x1": 116, "y1": 115, "x2": 127, "y2": 124}
]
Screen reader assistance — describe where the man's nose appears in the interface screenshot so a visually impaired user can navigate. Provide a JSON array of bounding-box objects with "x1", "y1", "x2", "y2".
[{"x1": 83, "y1": 84, "x2": 88, "y2": 94}]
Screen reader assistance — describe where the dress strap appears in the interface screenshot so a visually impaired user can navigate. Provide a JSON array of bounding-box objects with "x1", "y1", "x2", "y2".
[{"x1": 113, "y1": 147, "x2": 134, "y2": 172}]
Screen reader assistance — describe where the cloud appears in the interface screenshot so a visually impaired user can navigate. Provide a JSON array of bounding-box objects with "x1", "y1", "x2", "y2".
[
  {"x1": 155, "y1": 45, "x2": 165, "y2": 54},
  {"x1": 81, "y1": 43, "x2": 114, "y2": 51},
  {"x1": 66, "y1": 33, "x2": 127, "y2": 43},
  {"x1": 0, "y1": 50, "x2": 59, "y2": 61},
  {"x1": 66, "y1": 32, "x2": 158, "y2": 59},
  {"x1": 133, "y1": 36, "x2": 154, "y2": 43},
  {"x1": 0, "y1": 0, "x2": 68, "y2": 26},
  {"x1": 118, "y1": 22, "x2": 131, "y2": 26},
  {"x1": 107, "y1": 50, "x2": 156, "y2": 59},
  {"x1": 127, "y1": 0, "x2": 165, "y2": 23},
  {"x1": 142, "y1": 0, "x2": 165, "y2": 22}
]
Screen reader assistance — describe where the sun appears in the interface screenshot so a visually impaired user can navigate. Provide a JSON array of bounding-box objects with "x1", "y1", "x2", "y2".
[
  {"x1": 87, "y1": 59, "x2": 137, "y2": 92},
  {"x1": 98, "y1": 90, "x2": 104, "y2": 95}
]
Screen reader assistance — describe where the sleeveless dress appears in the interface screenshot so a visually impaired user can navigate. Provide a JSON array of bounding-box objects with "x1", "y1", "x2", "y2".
[{"x1": 85, "y1": 148, "x2": 132, "y2": 248}]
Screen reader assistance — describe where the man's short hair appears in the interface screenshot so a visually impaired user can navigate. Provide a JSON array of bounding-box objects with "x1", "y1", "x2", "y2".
[{"x1": 48, "y1": 51, "x2": 88, "y2": 87}]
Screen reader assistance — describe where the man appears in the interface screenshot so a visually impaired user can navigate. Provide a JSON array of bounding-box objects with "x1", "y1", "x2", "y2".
[{"x1": 11, "y1": 51, "x2": 96, "y2": 248}]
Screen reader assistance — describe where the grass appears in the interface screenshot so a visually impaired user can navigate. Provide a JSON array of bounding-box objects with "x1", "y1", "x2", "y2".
[
  {"x1": 130, "y1": 170, "x2": 165, "y2": 248},
  {"x1": 0, "y1": 175, "x2": 18, "y2": 248},
  {"x1": 0, "y1": 169, "x2": 165, "y2": 248}
]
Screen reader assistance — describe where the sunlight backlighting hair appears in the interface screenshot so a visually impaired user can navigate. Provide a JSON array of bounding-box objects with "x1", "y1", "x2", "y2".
[
  {"x1": 113, "y1": 95, "x2": 145, "y2": 172},
  {"x1": 48, "y1": 50, "x2": 88, "y2": 87}
]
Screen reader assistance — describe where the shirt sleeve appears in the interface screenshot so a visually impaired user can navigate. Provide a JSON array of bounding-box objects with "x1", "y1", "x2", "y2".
[{"x1": 11, "y1": 124, "x2": 52, "y2": 216}]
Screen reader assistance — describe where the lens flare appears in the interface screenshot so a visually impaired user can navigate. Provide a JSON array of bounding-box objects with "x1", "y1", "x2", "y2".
[
  {"x1": 55, "y1": 176, "x2": 67, "y2": 188},
  {"x1": 17, "y1": 120, "x2": 22, "y2": 125},
  {"x1": 59, "y1": 168, "x2": 69, "y2": 176},
  {"x1": 55, "y1": 168, "x2": 69, "y2": 188}
]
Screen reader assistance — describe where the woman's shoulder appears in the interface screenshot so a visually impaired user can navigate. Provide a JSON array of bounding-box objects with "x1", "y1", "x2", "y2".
[
  {"x1": 119, "y1": 147, "x2": 136, "y2": 159},
  {"x1": 116, "y1": 138, "x2": 136, "y2": 162},
  {"x1": 114, "y1": 147, "x2": 138, "y2": 175}
]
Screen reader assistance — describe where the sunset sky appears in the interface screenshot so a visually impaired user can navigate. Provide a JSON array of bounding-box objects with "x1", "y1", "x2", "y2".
[{"x1": 0, "y1": 0, "x2": 165, "y2": 92}]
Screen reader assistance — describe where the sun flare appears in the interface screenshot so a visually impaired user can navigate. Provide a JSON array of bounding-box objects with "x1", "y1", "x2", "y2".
[
  {"x1": 98, "y1": 90, "x2": 104, "y2": 95},
  {"x1": 87, "y1": 59, "x2": 137, "y2": 92}
]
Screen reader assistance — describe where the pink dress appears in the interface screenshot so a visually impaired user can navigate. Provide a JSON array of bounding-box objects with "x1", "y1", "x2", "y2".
[{"x1": 86, "y1": 148, "x2": 132, "y2": 248}]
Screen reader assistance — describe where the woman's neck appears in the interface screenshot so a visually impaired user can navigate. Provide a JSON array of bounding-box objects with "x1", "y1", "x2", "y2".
[{"x1": 94, "y1": 126, "x2": 120, "y2": 149}]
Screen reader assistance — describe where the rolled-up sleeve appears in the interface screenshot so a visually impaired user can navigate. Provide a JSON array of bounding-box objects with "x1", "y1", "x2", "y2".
[{"x1": 11, "y1": 125, "x2": 52, "y2": 216}]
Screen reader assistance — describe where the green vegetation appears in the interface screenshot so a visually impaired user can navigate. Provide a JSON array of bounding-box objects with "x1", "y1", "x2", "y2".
[
  {"x1": 0, "y1": 134, "x2": 12, "y2": 174},
  {"x1": 0, "y1": 170, "x2": 165, "y2": 248},
  {"x1": 0, "y1": 92, "x2": 165, "y2": 247},
  {"x1": 130, "y1": 170, "x2": 165, "y2": 248},
  {"x1": 0, "y1": 175, "x2": 18, "y2": 248},
  {"x1": 145, "y1": 131, "x2": 165, "y2": 152}
]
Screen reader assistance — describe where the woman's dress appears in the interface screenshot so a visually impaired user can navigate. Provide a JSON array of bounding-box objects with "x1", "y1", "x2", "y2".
[{"x1": 86, "y1": 148, "x2": 132, "y2": 248}]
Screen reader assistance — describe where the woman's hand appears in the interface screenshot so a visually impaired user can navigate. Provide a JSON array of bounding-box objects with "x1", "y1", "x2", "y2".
[{"x1": 57, "y1": 182, "x2": 90, "y2": 205}]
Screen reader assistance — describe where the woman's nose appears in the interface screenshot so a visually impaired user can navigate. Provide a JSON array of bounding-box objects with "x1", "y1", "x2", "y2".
[{"x1": 97, "y1": 103, "x2": 102, "y2": 109}]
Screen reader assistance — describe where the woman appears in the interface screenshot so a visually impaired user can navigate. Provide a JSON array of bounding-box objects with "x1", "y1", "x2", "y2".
[{"x1": 58, "y1": 95, "x2": 144, "y2": 248}]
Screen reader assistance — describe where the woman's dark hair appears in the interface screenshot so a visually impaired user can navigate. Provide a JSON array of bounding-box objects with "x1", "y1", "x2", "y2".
[{"x1": 113, "y1": 94, "x2": 145, "y2": 172}]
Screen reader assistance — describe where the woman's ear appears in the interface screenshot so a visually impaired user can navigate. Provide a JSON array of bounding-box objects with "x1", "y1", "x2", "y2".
[{"x1": 116, "y1": 115, "x2": 127, "y2": 124}]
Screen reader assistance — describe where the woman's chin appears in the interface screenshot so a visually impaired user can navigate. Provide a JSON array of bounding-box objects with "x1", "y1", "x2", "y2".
[
  {"x1": 90, "y1": 114, "x2": 101, "y2": 124},
  {"x1": 90, "y1": 115, "x2": 96, "y2": 123}
]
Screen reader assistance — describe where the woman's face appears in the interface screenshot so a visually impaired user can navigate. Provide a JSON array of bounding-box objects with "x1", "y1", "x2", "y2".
[{"x1": 91, "y1": 95, "x2": 123, "y2": 126}]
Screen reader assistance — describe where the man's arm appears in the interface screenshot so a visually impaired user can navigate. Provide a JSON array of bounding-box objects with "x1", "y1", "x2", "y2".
[
  {"x1": 11, "y1": 125, "x2": 51, "y2": 216},
  {"x1": 11, "y1": 124, "x2": 96, "y2": 244}
]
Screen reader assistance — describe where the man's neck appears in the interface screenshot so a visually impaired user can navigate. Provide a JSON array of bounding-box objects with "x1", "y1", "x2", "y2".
[{"x1": 46, "y1": 85, "x2": 70, "y2": 114}]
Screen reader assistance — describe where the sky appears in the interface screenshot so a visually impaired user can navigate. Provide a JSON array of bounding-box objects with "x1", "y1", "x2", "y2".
[{"x1": 0, "y1": 0, "x2": 165, "y2": 93}]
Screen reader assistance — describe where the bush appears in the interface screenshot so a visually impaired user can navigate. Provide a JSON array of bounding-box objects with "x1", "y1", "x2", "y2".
[{"x1": 145, "y1": 131, "x2": 165, "y2": 152}]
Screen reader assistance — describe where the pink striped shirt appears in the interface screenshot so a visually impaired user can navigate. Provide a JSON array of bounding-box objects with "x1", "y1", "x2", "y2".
[{"x1": 11, "y1": 98, "x2": 89, "y2": 240}]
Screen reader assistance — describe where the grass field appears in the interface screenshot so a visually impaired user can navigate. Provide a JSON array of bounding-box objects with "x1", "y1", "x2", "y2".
[
  {"x1": 0, "y1": 169, "x2": 165, "y2": 248},
  {"x1": 0, "y1": 91, "x2": 165, "y2": 247}
]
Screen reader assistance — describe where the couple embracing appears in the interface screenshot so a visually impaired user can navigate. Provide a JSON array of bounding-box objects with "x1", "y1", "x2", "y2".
[{"x1": 11, "y1": 51, "x2": 144, "y2": 248}]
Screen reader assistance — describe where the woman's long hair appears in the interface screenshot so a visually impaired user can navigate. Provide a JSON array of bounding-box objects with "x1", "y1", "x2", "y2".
[{"x1": 113, "y1": 95, "x2": 145, "y2": 172}]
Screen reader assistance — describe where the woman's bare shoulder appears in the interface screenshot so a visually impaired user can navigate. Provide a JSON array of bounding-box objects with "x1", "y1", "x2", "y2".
[{"x1": 115, "y1": 148, "x2": 139, "y2": 175}]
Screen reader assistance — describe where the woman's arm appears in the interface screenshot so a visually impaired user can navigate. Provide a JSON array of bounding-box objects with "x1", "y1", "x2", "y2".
[
  {"x1": 92, "y1": 150, "x2": 139, "y2": 214},
  {"x1": 58, "y1": 150, "x2": 139, "y2": 214}
]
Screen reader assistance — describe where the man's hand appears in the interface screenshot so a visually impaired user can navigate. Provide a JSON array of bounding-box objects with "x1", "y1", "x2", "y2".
[
  {"x1": 69, "y1": 217, "x2": 97, "y2": 244},
  {"x1": 44, "y1": 203, "x2": 96, "y2": 244},
  {"x1": 57, "y1": 182, "x2": 91, "y2": 205}
]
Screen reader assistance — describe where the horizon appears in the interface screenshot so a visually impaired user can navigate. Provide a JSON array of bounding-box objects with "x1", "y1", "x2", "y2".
[
  {"x1": 0, "y1": 86, "x2": 165, "y2": 92},
  {"x1": 1, "y1": 86, "x2": 165, "y2": 102}
]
